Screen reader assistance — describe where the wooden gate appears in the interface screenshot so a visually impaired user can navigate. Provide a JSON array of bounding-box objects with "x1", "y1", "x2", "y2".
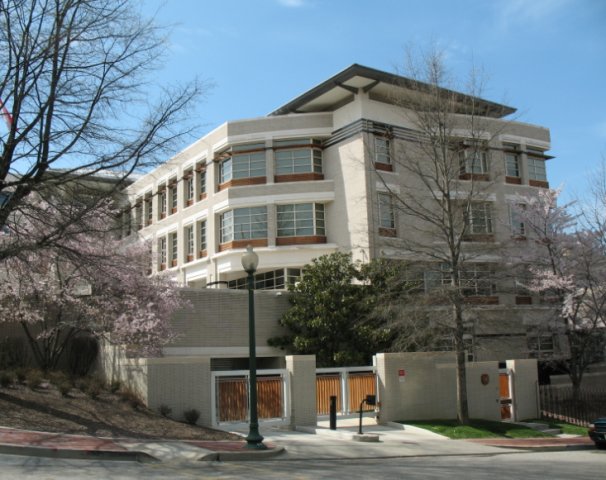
[
  {"x1": 499, "y1": 372, "x2": 512, "y2": 420},
  {"x1": 214, "y1": 371, "x2": 286, "y2": 424},
  {"x1": 316, "y1": 368, "x2": 376, "y2": 415}
]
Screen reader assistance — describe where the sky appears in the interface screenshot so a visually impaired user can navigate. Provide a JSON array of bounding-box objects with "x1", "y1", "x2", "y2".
[{"x1": 142, "y1": 0, "x2": 606, "y2": 202}]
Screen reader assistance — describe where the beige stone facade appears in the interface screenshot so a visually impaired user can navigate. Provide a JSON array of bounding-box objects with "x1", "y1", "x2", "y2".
[{"x1": 123, "y1": 64, "x2": 556, "y2": 363}]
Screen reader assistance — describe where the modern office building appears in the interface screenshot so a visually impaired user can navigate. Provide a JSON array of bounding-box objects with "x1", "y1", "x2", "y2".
[{"x1": 123, "y1": 64, "x2": 555, "y2": 361}]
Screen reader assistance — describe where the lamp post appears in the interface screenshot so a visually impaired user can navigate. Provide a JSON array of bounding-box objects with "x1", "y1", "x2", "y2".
[{"x1": 241, "y1": 245, "x2": 266, "y2": 450}]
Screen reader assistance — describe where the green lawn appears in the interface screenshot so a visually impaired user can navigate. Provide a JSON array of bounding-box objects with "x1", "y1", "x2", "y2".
[
  {"x1": 400, "y1": 419, "x2": 552, "y2": 439},
  {"x1": 525, "y1": 419, "x2": 589, "y2": 436}
]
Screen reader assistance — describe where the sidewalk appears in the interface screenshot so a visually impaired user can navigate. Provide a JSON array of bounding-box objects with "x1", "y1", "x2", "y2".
[
  {"x1": 0, "y1": 419, "x2": 595, "y2": 464},
  {"x1": 0, "y1": 426, "x2": 284, "y2": 463}
]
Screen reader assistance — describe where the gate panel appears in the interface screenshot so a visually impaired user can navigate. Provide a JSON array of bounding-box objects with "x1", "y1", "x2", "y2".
[
  {"x1": 316, "y1": 374, "x2": 342, "y2": 415},
  {"x1": 257, "y1": 376, "x2": 283, "y2": 419},
  {"x1": 217, "y1": 376, "x2": 248, "y2": 422},
  {"x1": 348, "y1": 372, "x2": 376, "y2": 413}
]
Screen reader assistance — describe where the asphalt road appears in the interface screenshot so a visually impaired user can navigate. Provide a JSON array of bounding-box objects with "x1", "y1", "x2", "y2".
[{"x1": 0, "y1": 450, "x2": 604, "y2": 480}]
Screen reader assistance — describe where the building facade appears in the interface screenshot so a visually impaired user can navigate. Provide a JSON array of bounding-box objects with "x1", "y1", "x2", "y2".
[{"x1": 123, "y1": 64, "x2": 556, "y2": 362}]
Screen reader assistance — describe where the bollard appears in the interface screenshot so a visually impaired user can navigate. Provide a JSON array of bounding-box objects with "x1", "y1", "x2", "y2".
[{"x1": 329, "y1": 395, "x2": 337, "y2": 430}]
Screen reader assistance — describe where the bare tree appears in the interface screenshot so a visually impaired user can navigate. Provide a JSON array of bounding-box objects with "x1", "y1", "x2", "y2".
[
  {"x1": 373, "y1": 48, "x2": 512, "y2": 424},
  {"x1": 0, "y1": 0, "x2": 207, "y2": 260}
]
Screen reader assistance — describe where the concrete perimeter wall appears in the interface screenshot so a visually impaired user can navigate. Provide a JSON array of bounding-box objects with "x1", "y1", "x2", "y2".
[{"x1": 375, "y1": 352, "x2": 538, "y2": 423}]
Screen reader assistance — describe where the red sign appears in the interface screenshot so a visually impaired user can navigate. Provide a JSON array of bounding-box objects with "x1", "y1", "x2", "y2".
[{"x1": 398, "y1": 369, "x2": 406, "y2": 376}]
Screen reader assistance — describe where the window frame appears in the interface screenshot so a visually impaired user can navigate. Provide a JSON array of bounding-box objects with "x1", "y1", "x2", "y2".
[
  {"x1": 378, "y1": 192, "x2": 396, "y2": 230},
  {"x1": 527, "y1": 156, "x2": 547, "y2": 182},
  {"x1": 465, "y1": 202, "x2": 493, "y2": 235},
  {"x1": 374, "y1": 136, "x2": 391, "y2": 165},
  {"x1": 276, "y1": 203, "x2": 325, "y2": 237},
  {"x1": 220, "y1": 206, "x2": 268, "y2": 244}
]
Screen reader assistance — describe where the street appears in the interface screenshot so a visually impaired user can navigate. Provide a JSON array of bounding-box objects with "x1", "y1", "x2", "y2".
[{"x1": 0, "y1": 450, "x2": 603, "y2": 479}]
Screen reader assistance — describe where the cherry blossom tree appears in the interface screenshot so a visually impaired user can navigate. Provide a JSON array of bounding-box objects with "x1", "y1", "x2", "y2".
[
  {"x1": 511, "y1": 189, "x2": 606, "y2": 397},
  {"x1": 0, "y1": 199, "x2": 181, "y2": 370}
]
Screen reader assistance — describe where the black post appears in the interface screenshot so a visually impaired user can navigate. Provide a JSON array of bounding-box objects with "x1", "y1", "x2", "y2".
[
  {"x1": 329, "y1": 395, "x2": 337, "y2": 430},
  {"x1": 245, "y1": 270, "x2": 265, "y2": 449}
]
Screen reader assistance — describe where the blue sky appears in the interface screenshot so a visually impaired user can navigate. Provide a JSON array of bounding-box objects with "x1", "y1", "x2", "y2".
[{"x1": 143, "y1": 0, "x2": 606, "y2": 201}]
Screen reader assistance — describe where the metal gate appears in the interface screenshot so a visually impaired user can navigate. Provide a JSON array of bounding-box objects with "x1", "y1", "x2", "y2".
[{"x1": 212, "y1": 369, "x2": 288, "y2": 425}]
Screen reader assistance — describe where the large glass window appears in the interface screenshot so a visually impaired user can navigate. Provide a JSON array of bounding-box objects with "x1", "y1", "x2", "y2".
[
  {"x1": 198, "y1": 219, "x2": 207, "y2": 256},
  {"x1": 228, "y1": 268, "x2": 302, "y2": 290},
  {"x1": 220, "y1": 207, "x2": 267, "y2": 243},
  {"x1": 184, "y1": 171, "x2": 194, "y2": 205},
  {"x1": 219, "y1": 143, "x2": 266, "y2": 184},
  {"x1": 460, "y1": 264, "x2": 495, "y2": 296},
  {"x1": 528, "y1": 156, "x2": 547, "y2": 181},
  {"x1": 169, "y1": 181, "x2": 178, "y2": 214},
  {"x1": 460, "y1": 149, "x2": 488, "y2": 175},
  {"x1": 275, "y1": 139, "x2": 322, "y2": 175},
  {"x1": 378, "y1": 193, "x2": 395, "y2": 229},
  {"x1": 197, "y1": 166, "x2": 206, "y2": 199},
  {"x1": 185, "y1": 225, "x2": 194, "y2": 261},
  {"x1": 277, "y1": 203, "x2": 325, "y2": 237},
  {"x1": 374, "y1": 137, "x2": 391, "y2": 164},
  {"x1": 505, "y1": 153, "x2": 520, "y2": 177},
  {"x1": 509, "y1": 204, "x2": 526, "y2": 237},
  {"x1": 465, "y1": 202, "x2": 493, "y2": 234},
  {"x1": 158, "y1": 236, "x2": 167, "y2": 269},
  {"x1": 144, "y1": 196, "x2": 153, "y2": 226},
  {"x1": 170, "y1": 231, "x2": 178, "y2": 265},
  {"x1": 158, "y1": 188, "x2": 167, "y2": 219}
]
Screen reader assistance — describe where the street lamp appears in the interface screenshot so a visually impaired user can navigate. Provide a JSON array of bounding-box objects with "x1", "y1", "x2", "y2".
[{"x1": 241, "y1": 245, "x2": 266, "y2": 450}]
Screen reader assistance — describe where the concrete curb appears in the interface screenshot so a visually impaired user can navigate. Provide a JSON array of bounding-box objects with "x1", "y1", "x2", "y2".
[
  {"x1": 204, "y1": 446, "x2": 286, "y2": 462},
  {"x1": 0, "y1": 443, "x2": 158, "y2": 463}
]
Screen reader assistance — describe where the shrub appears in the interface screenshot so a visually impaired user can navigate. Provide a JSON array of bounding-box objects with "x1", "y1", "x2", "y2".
[
  {"x1": 15, "y1": 367, "x2": 28, "y2": 384},
  {"x1": 183, "y1": 408, "x2": 200, "y2": 425},
  {"x1": 67, "y1": 336, "x2": 99, "y2": 377},
  {"x1": 159, "y1": 404, "x2": 172, "y2": 418},
  {"x1": 47, "y1": 370, "x2": 70, "y2": 387},
  {"x1": 27, "y1": 370, "x2": 43, "y2": 390},
  {"x1": 0, "y1": 371, "x2": 13, "y2": 388},
  {"x1": 120, "y1": 388, "x2": 144, "y2": 409},
  {"x1": 57, "y1": 380, "x2": 72, "y2": 397}
]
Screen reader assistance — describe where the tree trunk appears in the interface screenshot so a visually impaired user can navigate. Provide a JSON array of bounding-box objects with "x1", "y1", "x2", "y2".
[{"x1": 453, "y1": 303, "x2": 470, "y2": 424}]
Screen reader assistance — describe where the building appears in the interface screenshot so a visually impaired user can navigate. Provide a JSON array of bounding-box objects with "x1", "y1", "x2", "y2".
[{"x1": 123, "y1": 64, "x2": 555, "y2": 362}]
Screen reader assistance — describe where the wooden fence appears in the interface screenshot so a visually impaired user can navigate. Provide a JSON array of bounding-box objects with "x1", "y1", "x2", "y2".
[{"x1": 540, "y1": 385, "x2": 606, "y2": 426}]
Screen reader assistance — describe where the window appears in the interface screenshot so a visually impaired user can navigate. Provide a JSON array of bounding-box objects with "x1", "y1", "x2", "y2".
[
  {"x1": 528, "y1": 156, "x2": 547, "y2": 182},
  {"x1": 198, "y1": 219, "x2": 207, "y2": 257},
  {"x1": 465, "y1": 203, "x2": 493, "y2": 235},
  {"x1": 220, "y1": 207, "x2": 267, "y2": 243},
  {"x1": 158, "y1": 187, "x2": 167, "y2": 219},
  {"x1": 527, "y1": 334, "x2": 556, "y2": 358},
  {"x1": 158, "y1": 237, "x2": 167, "y2": 270},
  {"x1": 374, "y1": 137, "x2": 391, "y2": 165},
  {"x1": 460, "y1": 264, "x2": 495, "y2": 296},
  {"x1": 378, "y1": 193, "x2": 395, "y2": 230},
  {"x1": 228, "y1": 268, "x2": 302, "y2": 290},
  {"x1": 169, "y1": 182, "x2": 178, "y2": 213},
  {"x1": 460, "y1": 148, "x2": 488, "y2": 175},
  {"x1": 144, "y1": 195, "x2": 153, "y2": 226},
  {"x1": 197, "y1": 166, "x2": 206, "y2": 200},
  {"x1": 277, "y1": 203, "x2": 325, "y2": 237},
  {"x1": 135, "y1": 201, "x2": 143, "y2": 230},
  {"x1": 169, "y1": 231, "x2": 178, "y2": 267},
  {"x1": 509, "y1": 204, "x2": 526, "y2": 237},
  {"x1": 274, "y1": 139, "x2": 322, "y2": 176},
  {"x1": 219, "y1": 143, "x2": 266, "y2": 184},
  {"x1": 505, "y1": 152, "x2": 520, "y2": 178},
  {"x1": 185, "y1": 225, "x2": 194, "y2": 262},
  {"x1": 184, "y1": 171, "x2": 194, "y2": 206}
]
